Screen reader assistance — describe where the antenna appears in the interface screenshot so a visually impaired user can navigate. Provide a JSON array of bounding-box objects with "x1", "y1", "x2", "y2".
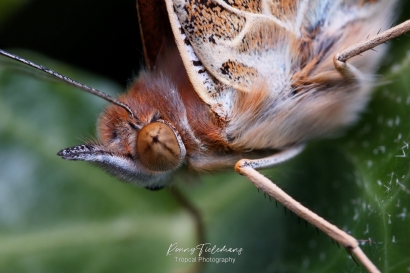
[{"x1": 0, "y1": 49, "x2": 134, "y2": 118}]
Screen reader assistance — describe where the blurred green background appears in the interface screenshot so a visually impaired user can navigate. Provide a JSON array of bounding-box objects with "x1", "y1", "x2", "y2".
[{"x1": 1, "y1": 1, "x2": 410, "y2": 272}]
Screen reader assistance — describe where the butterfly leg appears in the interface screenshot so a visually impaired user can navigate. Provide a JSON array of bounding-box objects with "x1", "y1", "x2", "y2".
[
  {"x1": 235, "y1": 145, "x2": 380, "y2": 273},
  {"x1": 169, "y1": 186, "x2": 207, "y2": 273},
  {"x1": 334, "y1": 20, "x2": 410, "y2": 77}
]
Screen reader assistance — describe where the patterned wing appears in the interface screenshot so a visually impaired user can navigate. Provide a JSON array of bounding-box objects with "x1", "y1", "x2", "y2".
[{"x1": 165, "y1": 0, "x2": 394, "y2": 116}]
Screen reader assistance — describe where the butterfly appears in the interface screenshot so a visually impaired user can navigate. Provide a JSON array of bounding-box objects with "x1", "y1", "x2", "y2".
[{"x1": 1, "y1": 0, "x2": 410, "y2": 272}]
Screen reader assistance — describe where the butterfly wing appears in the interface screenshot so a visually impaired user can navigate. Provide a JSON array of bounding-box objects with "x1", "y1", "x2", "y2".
[
  {"x1": 165, "y1": 0, "x2": 395, "y2": 117},
  {"x1": 137, "y1": 0, "x2": 173, "y2": 70}
]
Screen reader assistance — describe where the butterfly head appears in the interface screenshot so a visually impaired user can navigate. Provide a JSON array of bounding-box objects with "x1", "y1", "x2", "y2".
[{"x1": 57, "y1": 83, "x2": 186, "y2": 190}]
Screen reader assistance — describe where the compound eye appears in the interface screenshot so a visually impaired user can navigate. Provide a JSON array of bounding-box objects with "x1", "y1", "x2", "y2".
[{"x1": 136, "y1": 121, "x2": 184, "y2": 172}]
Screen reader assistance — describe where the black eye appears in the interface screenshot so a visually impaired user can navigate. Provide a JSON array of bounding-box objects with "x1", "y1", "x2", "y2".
[
  {"x1": 112, "y1": 130, "x2": 118, "y2": 140},
  {"x1": 145, "y1": 185, "x2": 164, "y2": 191}
]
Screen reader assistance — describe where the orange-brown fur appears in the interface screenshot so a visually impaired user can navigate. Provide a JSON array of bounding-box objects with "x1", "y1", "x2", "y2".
[{"x1": 98, "y1": 46, "x2": 234, "y2": 173}]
